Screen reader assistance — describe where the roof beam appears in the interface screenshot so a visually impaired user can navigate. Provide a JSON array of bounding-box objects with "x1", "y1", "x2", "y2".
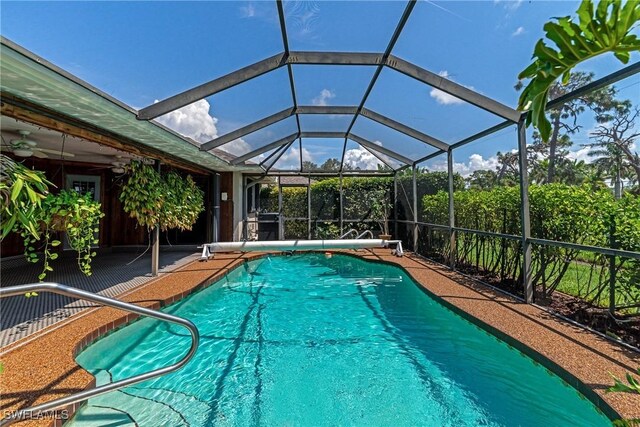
[
  {"x1": 259, "y1": 142, "x2": 290, "y2": 167},
  {"x1": 266, "y1": 171, "x2": 395, "y2": 177},
  {"x1": 340, "y1": 0, "x2": 417, "y2": 173},
  {"x1": 200, "y1": 107, "x2": 294, "y2": 151},
  {"x1": 231, "y1": 132, "x2": 299, "y2": 165},
  {"x1": 300, "y1": 131, "x2": 347, "y2": 138},
  {"x1": 348, "y1": 134, "x2": 414, "y2": 165},
  {"x1": 137, "y1": 53, "x2": 287, "y2": 120},
  {"x1": 276, "y1": 0, "x2": 303, "y2": 149},
  {"x1": 295, "y1": 106, "x2": 358, "y2": 115},
  {"x1": 287, "y1": 51, "x2": 383, "y2": 66},
  {"x1": 360, "y1": 108, "x2": 448, "y2": 151},
  {"x1": 386, "y1": 55, "x2": 521, "y2": 123},
  {"x1": 265, "y1": 137, "x2": 298, "y2": 173},
  {"x1": 450, "y1": 120, "x2": 514, "y2": 150}
]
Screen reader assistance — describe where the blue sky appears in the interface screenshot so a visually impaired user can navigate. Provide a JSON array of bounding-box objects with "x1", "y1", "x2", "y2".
[{"x1": 2, "y1": 0, "x2": 638, "y2": 172}]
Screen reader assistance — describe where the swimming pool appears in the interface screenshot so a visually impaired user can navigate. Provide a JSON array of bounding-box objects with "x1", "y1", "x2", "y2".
[{"x1": 69, "y1": 254, "x2": 610, "y2": 426}]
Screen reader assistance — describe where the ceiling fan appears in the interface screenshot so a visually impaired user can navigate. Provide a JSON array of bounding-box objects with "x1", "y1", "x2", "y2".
[
  {"x1": 3, "y1": 130, "x2": 75, "y2": 159},
  {"x1": 87, "y1": 155, "x2": 131, "y2": 174}
]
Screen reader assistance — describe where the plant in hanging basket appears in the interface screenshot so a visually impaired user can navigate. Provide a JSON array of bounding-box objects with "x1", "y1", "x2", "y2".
[
  {"x1": 21, "y1": 190, "x2": 104, "y2": 280},
  {"x1": 120, "y1": 161, "x2": 205, "y2": 233},
  {"x1": 0, "y1": 154, "x2": 52, "y2": 241}
]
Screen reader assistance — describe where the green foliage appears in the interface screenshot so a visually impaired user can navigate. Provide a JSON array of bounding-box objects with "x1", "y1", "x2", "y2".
[
  {"x1": 607, "y1": 367, "x2": 640, "y2": 394},
  {"x1": 20, "y1": 190, "x2": 104, "y2": 280},
  {"x1": 120, "y1": 161, "x2": 165, "y2": 229},
  {"x1": 422, "y1": 185, "x2": 640, "y2": 301},
  {"x1": 160, "y1": 173, "x2": 205, "y2": 231},
  {"x1": 261, "y1": 172, "x2": 460, "y2": 237},
  {"x1": 120, "y1": 161, "x2": 204, "y2": 232},
  {"x1": 313, "y1": 222, "x2": 340, "y2": 239},
  {"x1": 517, "y1": 0, "x2": 640, "y2": 141},
  {"x1": 0, "y1": 154, "x2": 52, "y2": 240}
]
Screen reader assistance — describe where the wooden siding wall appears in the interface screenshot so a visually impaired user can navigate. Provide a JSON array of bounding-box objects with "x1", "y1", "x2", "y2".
[{"x1": 1, "y1": 157, "x2": 235, "y2": 258}]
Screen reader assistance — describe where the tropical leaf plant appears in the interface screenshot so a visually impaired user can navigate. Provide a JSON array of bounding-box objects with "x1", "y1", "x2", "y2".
[
  {"x1": 20, "y1": 190, "x2": 104, "y2": 280},
  {"x1": 607, "y1": 366, "x2": 640, "y2": 394},
  {"x1": 517, "y1": 0, "x2": 640, "y2": 141},
  {"x1": 0, "y1": 154, "x2": 52, "y2": 240}
]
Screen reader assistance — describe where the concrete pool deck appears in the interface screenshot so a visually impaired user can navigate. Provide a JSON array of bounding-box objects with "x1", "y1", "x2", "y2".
[{"x1": 0, "y1": 249, "x2": 638, "y2": 426}]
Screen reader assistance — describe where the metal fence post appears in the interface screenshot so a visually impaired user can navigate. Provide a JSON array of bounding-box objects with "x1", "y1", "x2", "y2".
[
  {"x1": 278, "y1": 178, "x2": 283, "y2": 240},
  {"x1": 517, "y1": 119, "x2": 533, "y2": 303},
  {"x1": 307, "y1": 174, "x2": 312, "y2": 239},
  {"x1": 151, "y1": 160, "x2": 161, "y2": 277},
  {"x1": 447, "y1": 148, "x2": 456, "y2": 269},
  {"x1": 339, "y1": 173, "x2": 344, "y2": 235},
  {"x1": 241, "y1": 176, "x2": 248, "y2": 241},
  {"x1": 412, "y1": 164, "x2": 418, "y2": 251},
  {"x1": 609, "y1": 216, "x2": 617, "y2": 315},
  {"x1": 393, "y1": 172, "x2": 398, "y2": 239}
]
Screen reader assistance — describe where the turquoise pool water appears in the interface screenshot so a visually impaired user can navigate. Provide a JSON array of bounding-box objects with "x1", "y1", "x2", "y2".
[{"x1": 70, "y1": 254, "x2": 610, "y2": 426}]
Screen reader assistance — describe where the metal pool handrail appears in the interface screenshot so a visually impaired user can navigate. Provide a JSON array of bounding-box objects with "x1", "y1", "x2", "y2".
[
  {"x1": 356, "y1": 230, "x2": 374, "y2": 239},
  {"x1": 340, "y1": 229, "x2": 358, "y2": 239},
  {"x1": 0, "y1": 282, "x2": 200, "y2": 427}
]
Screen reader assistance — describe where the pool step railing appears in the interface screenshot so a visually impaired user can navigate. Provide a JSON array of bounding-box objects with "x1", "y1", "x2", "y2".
[
  {"x1": 340, "y1": 229, "x2": 374, "y2": 239},
  {"x1": 0, "y1": 283, "x2": 200, "y2": 427},
  {"x1": 356, "y1": 230, "x2": 374, "y2": 239},
  {"x1": 340, "y1": 229, "x2": 358, "y2": 239}
]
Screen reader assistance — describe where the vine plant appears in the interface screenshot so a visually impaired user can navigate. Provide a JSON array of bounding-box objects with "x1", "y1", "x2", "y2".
[
  {"x1": 2, "y1": 155, "x2": 104, "y2": 281},
  {"x1": 518, "y1": 0, "x2": 640, "y2": 141},
  {"x1": 21, "y1": 190, "x2": 104, "y2": 280},
  {"x1": 0, "y1": 154, "x2": 51, "y2": 240},
  {"x1": 120, "y1": 160, "x2": 204, "y2": 233}
]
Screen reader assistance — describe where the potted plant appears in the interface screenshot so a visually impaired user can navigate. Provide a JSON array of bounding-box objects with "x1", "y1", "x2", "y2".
[{"x1": 370, "y1": 187, "x2": 393, "y2": 240}]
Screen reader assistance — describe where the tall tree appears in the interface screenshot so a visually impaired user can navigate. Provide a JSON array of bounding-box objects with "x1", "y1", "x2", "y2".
[
  {"x1": 467, "y1": 169, "x2": 499, "y2": 190},
  {"x1": 320, "y1": 158, "x2": 341, "y2": 171},
  {"x1": 587, "y1": 105, "x2": 640, "y2": 195},
  {"x1": 302, "y1": 160, "x2": 318, "y2": 171},
  {"x1": 517, "y1": 71, "x2": 617, "y2": 183}
]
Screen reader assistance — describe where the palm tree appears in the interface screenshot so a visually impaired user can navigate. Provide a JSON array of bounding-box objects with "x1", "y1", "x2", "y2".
[{"x1": 586, "y1": 106, "x2": 640, "y2": 198}]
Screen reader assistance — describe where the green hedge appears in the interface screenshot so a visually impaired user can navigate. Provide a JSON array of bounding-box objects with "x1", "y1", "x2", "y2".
[{"x1": 422, "y1": 185, "x2": 639, "y2": 305}]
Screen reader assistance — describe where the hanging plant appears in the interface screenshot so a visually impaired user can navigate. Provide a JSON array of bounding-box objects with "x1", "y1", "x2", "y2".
[
  {"x1": 160, "y1": 172, "x2": 205, "y2": 231},
  {"x1": 120, "y1": 161, "x2": 204, "y2": 232},
  {"x1": 0, "y1": 154, "x2": 52, "y2": 240},
  {"x1": 177, "y1": 174, "x2": 205, "y2": 230},
  {"x1": 2, "y1": 155, "x2": 103, "y2": 281},
  {"x1": 21, "y1": 190, "x2": 104, "y2": 280},
  {"x1": 120, "y1": 160, "x2": 165, "y2": 229},
  {"x1": 517, "y1": 0, "x2": 640, "y2": 141}
]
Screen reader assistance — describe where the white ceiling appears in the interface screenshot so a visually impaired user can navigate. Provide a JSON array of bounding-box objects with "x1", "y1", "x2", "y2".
[{"x1": 1, "y1": 115, "x2": 137, "y2": 165}]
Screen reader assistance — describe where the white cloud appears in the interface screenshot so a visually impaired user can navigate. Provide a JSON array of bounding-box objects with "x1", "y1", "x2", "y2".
[
  {"x1": 156, "y1": 99, "x2": 218, "y2": 143},
  {"x1": 512, "y1": 26, "x2": 525, "y2": 37},
  {"x1": 344, "y1": 147, "x2": 383, "y2": 170},
  {"x1": 428, "y1": 153, "x2": 500, "y2": 178},
  {"x1": 273, "y1": 145, "x2": 312, "y2": 169},
  {"x1": 219, "y1": 139, "x2": 253, "y2": 157},
  {"x1": 494, "y1": 0, "x2": 523, "y2": 11},
  {"x1": 155, "y1": 98, "x2": 251, "y2": 157},
  {"x1": 239, "y1": 3, "x2": 256, "y2": 18},
  {"x1": 311, "y1": 89, "x2": 336, "y2": 106},
  {"x1": 566, "y1": 146, "x2": 593, "y2": 163},
  {"x1": 429, "y1": 71, "x2": 474, "y2": 106},
  {"x1": 344, "y1": 140, "x2": 399, "y2": 170}
]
